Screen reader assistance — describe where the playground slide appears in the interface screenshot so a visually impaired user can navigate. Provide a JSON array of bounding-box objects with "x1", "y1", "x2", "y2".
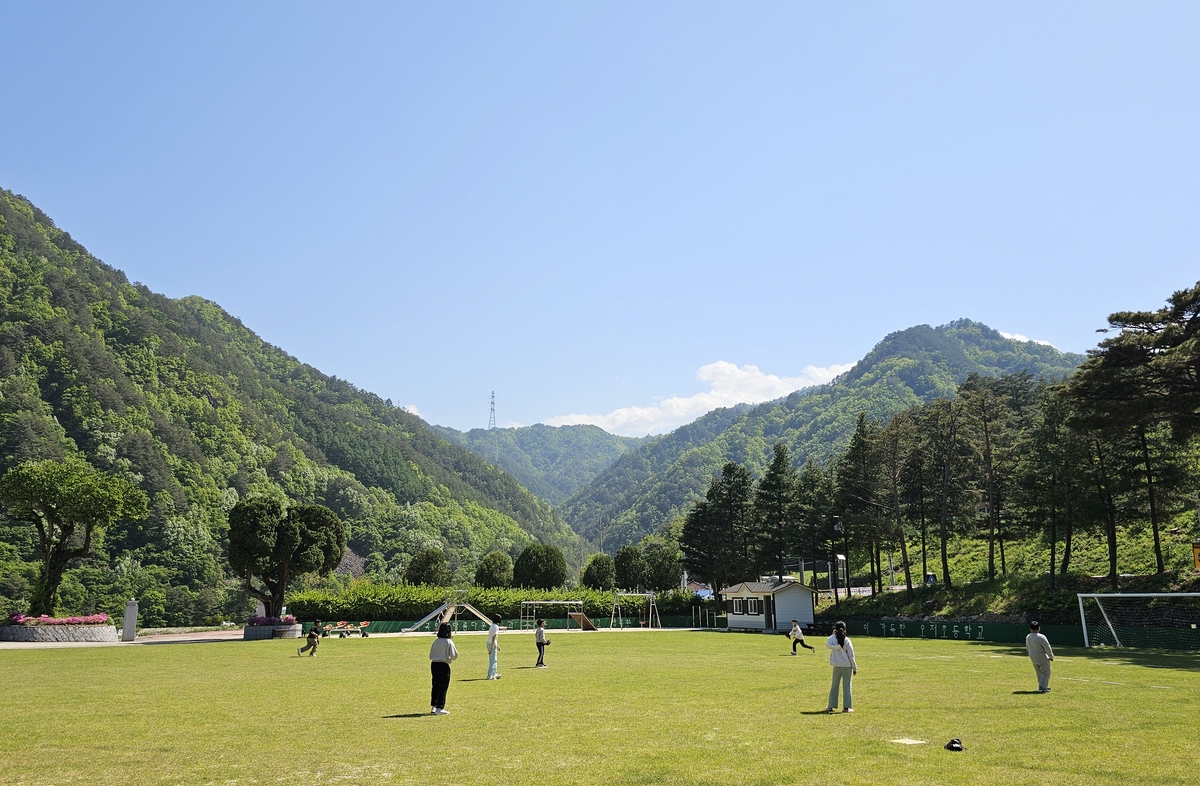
[{"x1": 569, "y1": 612, "x2": 598, "y2": 631}]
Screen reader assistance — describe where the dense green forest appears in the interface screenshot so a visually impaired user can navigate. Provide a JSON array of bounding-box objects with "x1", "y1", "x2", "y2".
[
  {"x1": 677, "y1": 283, "x2": 1200, "y2": 619},
  {"x1": 561, "y1": 321, "x2": 1083, "y2": 548},
  {"x1": 431, "y1": 423, "x2": 643, "y2": 505},
  {"x1": 0, "y1": 190, "x2": 580, "y2": 624}
]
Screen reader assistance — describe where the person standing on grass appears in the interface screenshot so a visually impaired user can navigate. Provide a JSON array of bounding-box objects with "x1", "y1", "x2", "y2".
[
  {"x1": 486, "y1": 613, "x2": 502, "y2": 680},
  {"x1": 429, "y1": 622, "x2": 458, "y2": 715},
  {"x1": 824, "y1": 621, "x2": 857, "y2": 713},
  {"x1": 534, "y1": 618, "x2": 550, "y2": 668},
  {"x1": 789, "y1": 619, "x2": 814, "y2": 654},
  {"x1": 298, "y1": 623, "x2": 320, "y2": 657},
  {"x1": 1026, "y1": 621, "x2": 1055, "y2": 693}
]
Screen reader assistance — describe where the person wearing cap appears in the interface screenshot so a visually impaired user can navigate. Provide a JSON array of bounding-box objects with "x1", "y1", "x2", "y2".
[{"x1": 1025, "y1": 621, "x2": 1055, "y2": 693}]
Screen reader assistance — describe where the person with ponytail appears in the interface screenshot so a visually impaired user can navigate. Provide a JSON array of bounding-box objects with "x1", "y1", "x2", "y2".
[{"x1": 824, "y1": 621, "x2": 857, "y2": 713}]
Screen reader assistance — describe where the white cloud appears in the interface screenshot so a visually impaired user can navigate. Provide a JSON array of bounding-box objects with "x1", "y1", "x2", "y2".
[
  {"x1": 999, "y1": 331, "x2": 1056, "y2": 348},
  {"x1": 545, "y1": 360, "x2": 853, "y2": 437},
  {"x1": 402, "y1": 403, "x2": 422, "y2": 417}
]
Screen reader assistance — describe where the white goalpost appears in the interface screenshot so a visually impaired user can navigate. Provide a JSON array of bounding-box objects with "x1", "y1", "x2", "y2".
[{"x1": 1077, "y1": 593, "x2": 1200, "y2": 650}]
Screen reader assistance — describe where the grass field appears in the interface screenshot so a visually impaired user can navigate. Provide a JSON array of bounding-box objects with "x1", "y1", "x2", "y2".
[{"x1": 2, "y1": 630, "x2": 1197, "y2": 785}]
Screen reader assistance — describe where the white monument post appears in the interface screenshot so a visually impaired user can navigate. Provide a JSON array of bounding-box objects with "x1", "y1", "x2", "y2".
[{"x1": 121, "y1": 598, "x2": 138, "y2": 642}]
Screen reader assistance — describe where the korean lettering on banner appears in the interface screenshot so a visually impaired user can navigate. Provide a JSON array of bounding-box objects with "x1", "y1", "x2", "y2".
[{"x1": 898, "y1": 623, "x2": 906, "y2": 637}]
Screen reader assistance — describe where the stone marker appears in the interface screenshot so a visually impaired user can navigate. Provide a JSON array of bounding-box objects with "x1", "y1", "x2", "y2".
[{"x1": 122, "y1": 598, "x2": 138, "y2": 642}]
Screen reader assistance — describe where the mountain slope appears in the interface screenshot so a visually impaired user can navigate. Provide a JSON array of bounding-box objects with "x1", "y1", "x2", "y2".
[
  {"x1": 560, "y1": 320, "x2": 1083, "y2": 548},
  {"x1": 0, "y1": 190, "x2": 579, "y2": 623},
  {"x1": 432, "y1": 423, "x2": 643, "y2": 505}
]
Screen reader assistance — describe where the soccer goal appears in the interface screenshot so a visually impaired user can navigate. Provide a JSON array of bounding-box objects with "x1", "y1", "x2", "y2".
[{"x1": 1077, "y1": 593, "x2": 1200, "y2": 650}]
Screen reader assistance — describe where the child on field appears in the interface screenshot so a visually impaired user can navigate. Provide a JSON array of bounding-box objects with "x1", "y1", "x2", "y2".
[
  {"x1": 534, "y1": 618, "x2": 550, "y2": 668},
  {"x1": 429, "y1": 622, "x2": 458, "y2": 715},
  {"x1": 298, "y1": 623, "x2": 320, "y2": 657},
  {"x1": 486, "y1": 613, "x2": 502, "y2": 680},
  {"x1": 1026, "y1": 621, "x2": 1055, "y2": 693},
  {"x1": 789, "y1": 619, "x2": 814, "y2": 654},
  {"x1": 825, "y1": 621, "x2": 857, "y2": 713}
]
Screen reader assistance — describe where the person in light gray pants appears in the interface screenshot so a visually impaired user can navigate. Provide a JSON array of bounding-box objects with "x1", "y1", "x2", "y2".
[
  {"x1": 824, "y1": 621, "x2": 857, "y2": 712},
  {"x1": 1025, "y1": 621, "x2": 1055, "y2": 693}
]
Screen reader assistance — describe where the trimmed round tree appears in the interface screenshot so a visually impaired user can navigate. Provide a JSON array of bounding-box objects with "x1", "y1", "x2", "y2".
[
  {"x1": 513, "y1": 543, "x2": 567, "y2": 590},
  {"x1": 614, "y1": 544, "x2": 646, "y2": 591},
  {"x1": 0, "y1": 457, "x2": 148, "y2": 616},
  {"x1": 405, "y1": 546, "x2": 452, "y2": 586},
  {"x1": 581, "y1": 552, "x2": 616, "y2": 591},
  {"x1": 643, "y1": 542, "x2": 683, "y2": 592},
  {"x1": 474, "y1": 550, "x2": 513, "y2": 588},
  {"x1": 228, "y1": 498, "x2": 346, "y2": 618}
]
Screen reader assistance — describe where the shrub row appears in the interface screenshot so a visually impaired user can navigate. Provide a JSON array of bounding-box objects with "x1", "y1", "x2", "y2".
[{"x1": 287, "y1": 581, "x2": 711, "y2": 621}]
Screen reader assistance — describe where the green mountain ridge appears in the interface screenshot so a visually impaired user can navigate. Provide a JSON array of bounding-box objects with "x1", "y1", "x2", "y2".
[
  {"x1": 431, "y1": 423, "x2": 644, "y2": 506},
  {"x1": 0, "y1": 189, "x2": 579, "y2": 623},
  {"x1": 560, "y1": 320, "x2": 1084, "y2": 548}
]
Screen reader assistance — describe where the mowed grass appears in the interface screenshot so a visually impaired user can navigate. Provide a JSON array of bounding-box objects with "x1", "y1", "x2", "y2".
[{"x1": 1, "y1": 631, "x2": 1197, "y2": 786}]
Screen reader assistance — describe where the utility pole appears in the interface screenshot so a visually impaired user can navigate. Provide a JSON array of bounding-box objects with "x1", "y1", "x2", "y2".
[{"x1": 488, "y1": 391, "x2": 496, "y2": 430}]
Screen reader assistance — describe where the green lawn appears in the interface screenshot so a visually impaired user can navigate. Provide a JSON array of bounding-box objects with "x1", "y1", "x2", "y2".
[{"x1": 1, "y1": 631, "x2": 1197, "y2": 785}]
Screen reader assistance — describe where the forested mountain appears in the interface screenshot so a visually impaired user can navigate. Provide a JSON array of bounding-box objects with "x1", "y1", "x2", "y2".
[
  {"x1": 560, "y1": 321, "x2": 1084, "y2": 548},
  {"x1": 431, "y1": 423, "x2": 643, "y2": 505},
  {"x1": 0, "y1": 190, "x2": 580, "y2": 624}
]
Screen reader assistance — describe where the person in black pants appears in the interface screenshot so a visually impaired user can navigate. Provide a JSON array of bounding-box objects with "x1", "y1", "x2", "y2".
[
  {"x1": 535, "y1": 618, "x2": 550, "y2": 667},
  {"x1": 789, "y1": 620, "x2": 814, "y2": 654},
  {"x1": 429, "y1": 622, "x2": 458, "y2": 715}
]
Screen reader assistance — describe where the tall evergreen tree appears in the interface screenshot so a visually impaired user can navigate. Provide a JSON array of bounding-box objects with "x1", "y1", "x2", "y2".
[
  {"x1": 680, "y1": 462, "x2": 756, "y2": 597},
  {"x1": 754, "y1": 443, "x2": 799, "y2": 581}
]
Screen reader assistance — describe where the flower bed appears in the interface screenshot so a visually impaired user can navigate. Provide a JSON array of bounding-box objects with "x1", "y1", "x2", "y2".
[
  {"x1": 243, "y1": 615, "x2": 301, "y2": 640},
  {"x1": 1, "y1": 613, "x2": 118, "y2": 642},
  {"x1": 246, "y1": 615, "x2": 295, "y2": 626},
  {"x1": 8, "y1": 613, "x2": 110, "y2": 626}
]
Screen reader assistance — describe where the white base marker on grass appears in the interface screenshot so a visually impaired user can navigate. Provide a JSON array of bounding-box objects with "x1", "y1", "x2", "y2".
[{"x1": 890, "y1": 739, "x2": 927, "y2": 745}]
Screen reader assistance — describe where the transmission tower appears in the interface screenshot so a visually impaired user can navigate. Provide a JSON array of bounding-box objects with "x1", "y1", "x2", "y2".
[{"x1": 488, "y1": 391, "x2": 496, "y2": 430}]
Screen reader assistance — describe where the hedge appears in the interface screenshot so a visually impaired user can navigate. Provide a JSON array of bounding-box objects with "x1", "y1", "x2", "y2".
[{"x1": 286, "y1": 581, "x2": 711, "y2": 621}]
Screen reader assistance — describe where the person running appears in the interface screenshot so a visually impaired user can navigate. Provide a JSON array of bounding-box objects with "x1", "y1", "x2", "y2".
[
  {"x1": 825, "y1": 621, "x2": 857, "y2": 713},
  {"x1": 486, "y1": 613, "x2": 502, "y2": 680},
  {"x1": 1026, "y1": 620, "x2": 1055, "y2": 693},
  {"x1": 789, "y1": 619, "x2": 814, "y2": 654},
  {"x1": 298, "y1": 623, "x2": 321, "y2": 657},
  {"x1": 429, "y1": 622, "x2": 458, "y2": 715},
  {"x1": 534, "y1": 618, "x2": 550, "y2": 668}
]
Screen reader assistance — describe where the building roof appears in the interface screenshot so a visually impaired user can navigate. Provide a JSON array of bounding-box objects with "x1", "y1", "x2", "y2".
[{"x1": 724, "y1": 580, "x2": 814, "y2": 596}]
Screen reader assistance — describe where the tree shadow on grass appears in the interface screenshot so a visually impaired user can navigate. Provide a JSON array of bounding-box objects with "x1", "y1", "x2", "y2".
[
  {"x1": 458, "y1": 678, "x2": 490, "y2": 682},
  {"x1": 798, "y1": 710, "x2": 837, "y2": 715},
  {"x1": 382, "y1": 713, "x2": 429, "y2": 719}
]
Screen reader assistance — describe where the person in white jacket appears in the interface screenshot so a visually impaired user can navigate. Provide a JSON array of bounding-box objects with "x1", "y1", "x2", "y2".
[
  {"x1": 1026, "y1": 621, "x2": 1055, "y2": 693},
  {"x1": 825, "y1": 621, "x2": 857, "y2": 712},
  {"x1": 429, "y1": 622, "x2": 458, "y2": 715},
  {"x1": 486, "y1": 613, "x2": 502, "y2": 680},
  {"x1": 789, "y1": 619, "x2": 814, "y2": 654}
]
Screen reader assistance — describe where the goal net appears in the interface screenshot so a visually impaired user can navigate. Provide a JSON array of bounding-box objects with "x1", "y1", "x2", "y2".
[{"x1": 1077, "y1": 593, "x2": 1200, "y2": 650}]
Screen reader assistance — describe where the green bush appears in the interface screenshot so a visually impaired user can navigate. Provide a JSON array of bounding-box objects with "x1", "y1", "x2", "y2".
[
  {"x1": 286, "y1": 580, "x2": 712, "y2": 621},
  {"x1": 581, "y1": 553, "x2": 615, "y2": 591},
  {"x1": 475, "y1": 551, "x2": 513, "y2": 588},
  {"x1": 513, "y1": 544, "x2": 567, "y2": 589},
  {"x1": 405, "y1": 547, "x2": 452, "y2": 586}
]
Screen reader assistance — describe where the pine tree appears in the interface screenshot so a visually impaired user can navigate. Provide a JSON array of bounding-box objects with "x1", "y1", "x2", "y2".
[{"x1": 754, "y1": 443, "x2": 799, "y2": 581}]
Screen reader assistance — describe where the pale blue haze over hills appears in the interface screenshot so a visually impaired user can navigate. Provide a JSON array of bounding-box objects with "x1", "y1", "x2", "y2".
[{"x1": 1, "y1": 3, "x2": 1196, "y2": 435}]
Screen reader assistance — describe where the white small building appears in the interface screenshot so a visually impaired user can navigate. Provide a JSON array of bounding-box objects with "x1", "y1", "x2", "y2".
[{"x1": 722, "y1": 580, "x2": 816, "y2": 632}]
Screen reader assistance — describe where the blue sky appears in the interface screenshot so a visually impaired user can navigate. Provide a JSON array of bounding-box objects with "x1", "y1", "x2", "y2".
[{"x1": 2, "y1": 3, "x2": 1197, "y2": 435}]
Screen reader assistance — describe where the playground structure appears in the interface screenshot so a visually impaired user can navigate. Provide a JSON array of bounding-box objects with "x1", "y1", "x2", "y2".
[
  {"x1": 405, "y1": 589, "x2": 495, "y2": 633},
  {"x1": 518, "y1": 600, "x2": 594, "y2": 631},
  {"x1": 611, "y1": 591, "x2": 661, "y2": 629}
]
